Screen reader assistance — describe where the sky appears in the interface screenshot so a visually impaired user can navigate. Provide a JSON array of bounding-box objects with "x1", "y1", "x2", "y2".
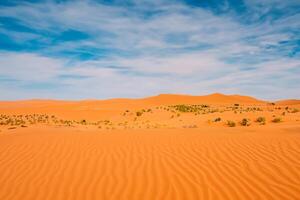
[{"x1": 0, "y1": 0, "x2": 299, "y2": 100}]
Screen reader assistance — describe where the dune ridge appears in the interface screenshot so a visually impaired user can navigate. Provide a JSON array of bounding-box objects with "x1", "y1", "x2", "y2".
[{"x1": 0, "y1": 93, "x2": 266, "y2": 106}]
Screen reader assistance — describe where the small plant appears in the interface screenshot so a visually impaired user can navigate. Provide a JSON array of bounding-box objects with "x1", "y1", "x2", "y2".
[
  {"x1": 255, "y1": 117, "x2": 266, "y2": 125},
  {"x1": 136, "y1": 111, "x2": 143, "y2": 117},
  {"x1": 226, "y1": 120, "x2": 236, "y2": 127},
  {"x1": 272, "y1": 117, "x2": 282, "y2": 123},
  {"x1": 291, "y1": 108, "x2": 299, "y2": 113},
  {"x1": 234, "y1": 104, "x2": 239, "y2": 107},
  {"x1": 214, "y1": 117, "x2": 221, "y2": 122},
  {"x1": 240, "y1": 118, "x2": 250, "y2": 126},
  {"x1": 8, "y1": 127, "x2": 17, "y2": 130}
]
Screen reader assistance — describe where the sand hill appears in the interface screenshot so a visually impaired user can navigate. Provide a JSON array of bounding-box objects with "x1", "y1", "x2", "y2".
[{"x1": 0, "y1": 93, "x2": 300, "y2": 200}]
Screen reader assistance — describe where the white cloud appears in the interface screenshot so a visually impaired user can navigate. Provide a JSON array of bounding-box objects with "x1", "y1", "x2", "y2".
[
  {"x1": 0, "y1": 52, "x2": 64, "y2": 81},
  {"x1": 0, "y1": 0, "x2": 299, "y2": 100}
]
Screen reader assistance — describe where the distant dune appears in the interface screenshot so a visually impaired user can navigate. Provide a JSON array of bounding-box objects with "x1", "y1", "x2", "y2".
[
  {"x1": 141, "y1": 93, "x2": 266, "y2": 105},
  {"x1": 0, "y1": 93, "x2": 264, "y2": 119},
  {"x1": 275, "y1": 99, "x2": 300, "y2": 105},
  {"x1": 0, "y1": 93, "x2": 266, "y2": 109},
  {"x1": 1, "y1": 93, "x2": 266, "y2": 105}
]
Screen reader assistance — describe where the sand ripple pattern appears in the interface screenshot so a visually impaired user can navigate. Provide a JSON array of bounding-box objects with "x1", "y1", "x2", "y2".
[{"x1": 0, "y1": 127, "x2": 300, "y2": 200}]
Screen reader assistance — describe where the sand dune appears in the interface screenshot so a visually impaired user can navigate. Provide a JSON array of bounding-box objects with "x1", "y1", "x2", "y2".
[
  {"x1": 0, "y1": 93, "x2": 300, "y2": 200},
  {"x1": 142, "y1": 93, "x2": 265, "y2": 105},
  {"x1": 276, "y1": 99, "x2": 300, "y2": 105},
  {"x1": 0, "y1": 93, "x2": 266, "y2": 119},
  {"x1": 0, "y1": 126, "x2": 300, "y2": 200}
]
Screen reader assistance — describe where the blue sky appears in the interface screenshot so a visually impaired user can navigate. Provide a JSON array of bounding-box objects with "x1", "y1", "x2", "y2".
[{"x1": 0, "y1": 0, "x2": 299, "y2": 100}]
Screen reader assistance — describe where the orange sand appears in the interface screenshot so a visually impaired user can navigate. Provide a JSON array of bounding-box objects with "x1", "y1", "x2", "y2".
[{"x1": 0, "y1": 94, "x2": 300, "y2": 199}]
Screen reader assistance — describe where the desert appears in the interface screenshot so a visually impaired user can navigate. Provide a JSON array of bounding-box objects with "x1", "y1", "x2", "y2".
[
  {"x1": 1, "y1": 0, "x2": 300, "y2": 199},
  {"x1": 0, "y1": 93, "x2": 300, "y2": 200}
]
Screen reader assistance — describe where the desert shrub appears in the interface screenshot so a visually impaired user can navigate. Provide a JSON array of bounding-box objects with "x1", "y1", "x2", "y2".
[
  {"x1": 226, "y1": 120, "x2": 236, "y2": 127},
  {"x1": 291, "y1": 108, "x2": 299, "y2": 113},
  {"x1": 171, "y1": 104, "x2": 209, "y2": 113},
  {"x1": 240, "y1": 118, "x2": 250, "y2": 126},
  {"x1": 234, "y1": 104, "x2": 239, "y2": 107},
  {"x1": 8, "y1": 127, "x2": 17, "y2": 130},
  {"x1": 272, "y1": 117, "x2": 282, "y2": 123},
  {"x1": 214, "y1": 117, "x2": 221, "y2": 122},
  {"x1": 136, "y1": 111, "x2": 143, "y2": 117},
  {"x1": 255, "y1": 117, "x2": 266, "y2": 125}
]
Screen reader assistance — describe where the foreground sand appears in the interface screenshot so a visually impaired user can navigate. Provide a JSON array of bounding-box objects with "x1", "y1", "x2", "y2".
[{"x1": 0, "y1": 125, "x2": 300, "y2": 200}]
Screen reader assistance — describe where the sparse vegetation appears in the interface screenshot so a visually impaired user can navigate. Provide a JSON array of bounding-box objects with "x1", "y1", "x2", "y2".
[
  {"x1": 226, "y1": 120, "x2": 236, "y2": 127},
  {"x1": 170, "y1": 104, "x2": 209, "y2": 113},
  {"x1": 291, "y1": 108, "x2": 299, "y2": 113},
  {"x1": 136, "y1": 111, "x2": 143, "y2": 117},
  {"x1": 272, "y1": 117, "x2": 282, "y2": 123},
  {"x1": 240, "y1": 118, "x2": 250, "y2": 126},
  {"x1": 255, "y1": 117, "x2": 266, "y2": 125},
  {"x1": 214, "y1": 117, "x2": 221, "y2": 122}
]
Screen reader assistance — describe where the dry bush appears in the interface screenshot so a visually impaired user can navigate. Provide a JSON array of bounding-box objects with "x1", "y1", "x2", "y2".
[
  {"x1": 226, "y1": 120, "x2": 236, "y2": 127},
  {"x1": 240, "y1": 118, "x2": 251, "y2": 126},
  {"x1": 255, "y1": 117, "x2": 266, "y2": 125},
  {"x1": 214, "y1": 117, "x2": 221, "y2": 122},
  {"x1": 272, "y1": 117, "x2": 282, "y2": 123}
]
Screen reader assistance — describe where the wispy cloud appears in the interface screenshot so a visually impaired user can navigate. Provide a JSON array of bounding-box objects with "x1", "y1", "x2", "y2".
[{"x1": 0, "y1": 0, "x2": 299, "y2": 100}]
